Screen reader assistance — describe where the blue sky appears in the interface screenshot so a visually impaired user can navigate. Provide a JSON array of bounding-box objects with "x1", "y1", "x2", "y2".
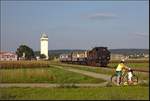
[{"x1": 1, "y1": 1, "x2": 149, "y2": 52}]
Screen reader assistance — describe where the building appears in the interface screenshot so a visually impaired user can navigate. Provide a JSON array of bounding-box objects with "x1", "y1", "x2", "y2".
[
  {"x1": 110, "y1": 54, "x2": 125, "y2": 60},
  {"x1": 0, "y1": 52, "x2": 17, "y2": 61},
  {"x1": 144, "y1": 54, "x2": 149, "y2": 58},
  {"x1": 40, "y1": 32, "x2": 49, "y2": 59}
]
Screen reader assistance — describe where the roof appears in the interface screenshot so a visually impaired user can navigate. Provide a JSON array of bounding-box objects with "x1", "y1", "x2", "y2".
[
  {"x1": 0, "y1": 52, "x2": 17, "y2": 56},
  {"x1": 41, "y1": 33, "x2": 48, "y2": 38}
]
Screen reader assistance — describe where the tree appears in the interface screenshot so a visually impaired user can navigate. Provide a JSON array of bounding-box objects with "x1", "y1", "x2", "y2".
[
  {"x1": 40, "y1": 54, "x2": 46, "y2": 59},
  {"x1": 16, "y1": 45, "x2": 35, "y2": 60}
]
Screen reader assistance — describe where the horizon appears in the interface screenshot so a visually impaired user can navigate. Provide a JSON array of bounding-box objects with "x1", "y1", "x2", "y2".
[
  {"x1": 1, "y1": 1, "x2": 149, "y2": 52},
  {"x1": 1, "y1": 48, "x2": 149, "y2": 53},
  {"x1": 40, "y1": 48, "x2": 150, "y2": 52}
]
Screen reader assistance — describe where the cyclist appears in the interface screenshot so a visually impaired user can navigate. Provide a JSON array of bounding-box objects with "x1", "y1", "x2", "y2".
[
  {"x1": 115, "y1": 59, "x2": 129, "y2": 85},
  {"x1": 127, "y1": 68, "x2": 134, "y2": 85}
]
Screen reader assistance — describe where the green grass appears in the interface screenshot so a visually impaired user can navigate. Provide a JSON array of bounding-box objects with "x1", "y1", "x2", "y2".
[
  {"x1": 51, "y1": 63, "x2": 149, "y2": 81},
  {"x1": 108, "y1": 63, "x2": 149, "y2": 70},
  {"x1": 55, "y1": 63, "x2": 113, "y2": 75},
  {"x1": 0, "y1": 66, "x2": 105, "y2": 83},
  {"x1": 110, "y1": 59, "x2": 149, "y2": 63},
  {"x1": 0, "y1": 61, "x2": 149, "y2": 100},
  {"x1": 51, "y1": 61, "x2": 149, "y2": 70},
  {"x1": 0, "y1": 86, "x2": 149, "y2": 100}
]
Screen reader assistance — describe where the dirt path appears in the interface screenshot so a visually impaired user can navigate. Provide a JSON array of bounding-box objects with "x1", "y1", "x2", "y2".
[{"x1": 0, "y1": 82, "x2": 108, "y2": 88}]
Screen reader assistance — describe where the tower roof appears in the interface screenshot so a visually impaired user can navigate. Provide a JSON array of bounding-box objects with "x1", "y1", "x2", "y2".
[{"x1": 41, "y1": 32, "x2": 48, "y2": 38}]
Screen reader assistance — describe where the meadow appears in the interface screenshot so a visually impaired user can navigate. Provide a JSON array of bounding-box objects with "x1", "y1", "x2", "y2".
[
  {"x1": 0, "y1": 86, "x2": 149, "y2": 100},
  {"x1": 109, "y1": 59, "x2": 149, "y2": 63},
  {"x1": 0, "y1": 60, "x2": 149, "y2": 100},
  {"x1": 0, "y1": 60, "x2": 149, "y2": 82},
  {"x1": 0, "y1": 67, "x2": 104, "y2": 83},
  {"x1": 50, "y1": 62, "x2": 149, "y2": 81}
]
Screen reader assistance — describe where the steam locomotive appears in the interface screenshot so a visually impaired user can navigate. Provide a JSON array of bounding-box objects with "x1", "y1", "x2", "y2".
[{"x1": 59, "y1": 47, "x2": 111, "y2": 67}]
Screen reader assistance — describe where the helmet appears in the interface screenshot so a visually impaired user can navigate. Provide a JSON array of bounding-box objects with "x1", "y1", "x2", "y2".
[
  {"x1": 128, "y1": 68, "x2": 131, "y2": 70},
  {"x1": 120, "y1": 59, "x2": 125, "y2": 63},
  {"x1": 128, "y1": 68, "x2": 133, "y2": 72}
]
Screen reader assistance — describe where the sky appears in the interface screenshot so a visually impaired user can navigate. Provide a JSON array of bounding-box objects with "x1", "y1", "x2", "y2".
[{"x1": 1, "y1": 1, "x2": 149, "y2": 52}]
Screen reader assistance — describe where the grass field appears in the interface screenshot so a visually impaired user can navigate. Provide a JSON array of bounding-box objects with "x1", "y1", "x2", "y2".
[
  {"x1": 0, "y1": 86, "x2": 149, "y2": 100},
  {"x1": 0, "y1": 60, "x2": 149, "y2": 100},
  {"x1": 0, "y1": 67, "x2": 105, "y2": 83},
  {"x1": 108, "y1": 63, "x2": 149, "y2": 70},
  {"x1": 0, "y1": 61, "x2": 148, "y2": 82},
  {"x1": 109, "y1": 59, "x2": 149, "y2": 63},
  {"x1": 50, "y1": 63, "x2": 149, "y2": 81},
  {"x1": 51, "y1": 60, "x2": 149, "y2": 70}
]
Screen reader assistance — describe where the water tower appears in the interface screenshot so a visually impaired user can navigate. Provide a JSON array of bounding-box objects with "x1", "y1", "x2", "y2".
[{"x1": 40, "y1": 32, "x2": 48, "y2": 59}]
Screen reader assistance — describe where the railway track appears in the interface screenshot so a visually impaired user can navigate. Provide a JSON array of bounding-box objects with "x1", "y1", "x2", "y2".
[{"x1": 59, "y1": 62, "x2": 149, "y2": 73}]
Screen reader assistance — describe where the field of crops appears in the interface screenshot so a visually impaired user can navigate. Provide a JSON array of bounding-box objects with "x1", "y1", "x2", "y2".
[
  {"x1": 0, "y1": 59, "x2": 149, "y2": 69},
  {"x1": 0, "y1": 61, "x2": 50, "y2": 69}
]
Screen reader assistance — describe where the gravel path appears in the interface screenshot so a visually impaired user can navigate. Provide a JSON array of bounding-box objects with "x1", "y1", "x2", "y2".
[{"x1": 0, "y1": 82, "x2": 108, "y2": 88}]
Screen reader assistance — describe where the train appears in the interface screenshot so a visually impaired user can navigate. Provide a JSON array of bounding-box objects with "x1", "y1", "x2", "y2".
[{"x1": 59, "y1": 47, "x2": 111, "y2": 67}]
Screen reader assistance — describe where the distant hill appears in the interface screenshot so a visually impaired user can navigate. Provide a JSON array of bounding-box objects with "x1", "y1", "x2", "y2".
[
  {"x1": 109, "y1": 49, "x2": 149, "y2": 55},
  {"x1": 48, "y1": 49, "x2": 85, "y2": 54},
  {"x1": 34, "y1": 49, "x2": 86, "y2": 58}
]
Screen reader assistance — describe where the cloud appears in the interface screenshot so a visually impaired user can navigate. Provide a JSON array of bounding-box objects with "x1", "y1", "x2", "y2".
[
  {"x1": 86, "y1": 12, "x2": 117, "y2": 20},
  {"x1": 132, "y1": 32, "x2": 149, "y2": 37}
]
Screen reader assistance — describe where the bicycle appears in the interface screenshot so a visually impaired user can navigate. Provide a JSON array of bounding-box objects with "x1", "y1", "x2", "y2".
[{"x1": 110, "y1": 69, "x2": 138, "y2": 86}]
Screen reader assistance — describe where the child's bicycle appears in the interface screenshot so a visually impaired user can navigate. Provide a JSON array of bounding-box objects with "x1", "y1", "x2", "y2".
[{"x1": 110, "y1": 69, "x2": 138, "y2": 86}]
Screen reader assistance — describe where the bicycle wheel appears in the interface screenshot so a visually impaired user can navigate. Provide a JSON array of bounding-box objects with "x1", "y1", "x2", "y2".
[
  {"x1": 132, "y1": 75, "x2": 138, "y2": 85},
  {"x1": 111, "y1": 75, "x2": 118, "y2": 85},
  {"x1": 121, "y1": 77, "x2": 128, "y2": 85}
]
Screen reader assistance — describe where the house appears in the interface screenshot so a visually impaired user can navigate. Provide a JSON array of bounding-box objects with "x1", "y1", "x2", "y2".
[
  {"x1": 110, "y1": 54, "x2": 125, "y2": 60},
  {"x1": 0, "y1": 51, "x2": 17, "y2": 61}
]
